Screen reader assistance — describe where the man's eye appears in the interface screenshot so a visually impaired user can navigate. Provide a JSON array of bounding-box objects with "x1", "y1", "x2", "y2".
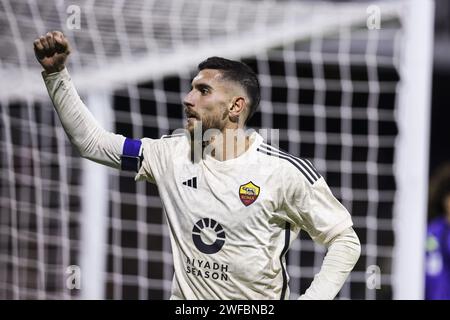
[{"x1": 200, "y1": 88, "x2": 209, "y2": 95}]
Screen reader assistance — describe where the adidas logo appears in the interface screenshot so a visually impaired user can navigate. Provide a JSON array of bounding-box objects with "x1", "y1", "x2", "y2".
[{"x1": 182, "y1": 177, "x2": 197, "y2": 189}]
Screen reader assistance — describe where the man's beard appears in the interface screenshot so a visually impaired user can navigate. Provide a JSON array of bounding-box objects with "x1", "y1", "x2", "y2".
[
  {"x1": 186, "y1": 116, "x2": 224, "y2": 140},
  {"x1": 186, "y1": 117, "x2": 221, "y2": 162}
]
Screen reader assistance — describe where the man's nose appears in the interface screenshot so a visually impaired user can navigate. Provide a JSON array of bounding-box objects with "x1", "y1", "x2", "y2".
[{"x1": 183, "y1": 91, "x2": 194, "y2": 108}]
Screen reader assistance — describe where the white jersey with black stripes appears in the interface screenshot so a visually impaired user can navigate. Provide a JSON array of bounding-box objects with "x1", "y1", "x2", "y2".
[
  {"x1": 42, "y1": 68, "x2": 358, "y2": 300},
  {"x1": 135, "y1": 131, "x2": 353, "y2": 300}
]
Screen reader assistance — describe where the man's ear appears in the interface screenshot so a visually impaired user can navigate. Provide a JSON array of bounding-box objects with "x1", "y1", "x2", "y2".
[{"x1": 229, "y1": 97, "x2": 246, "y2": 123}]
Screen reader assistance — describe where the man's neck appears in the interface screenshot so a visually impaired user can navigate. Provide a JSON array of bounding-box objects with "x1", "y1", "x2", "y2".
[{"x1": 202, "y1": 128, "x2": 252, "y2": 161}]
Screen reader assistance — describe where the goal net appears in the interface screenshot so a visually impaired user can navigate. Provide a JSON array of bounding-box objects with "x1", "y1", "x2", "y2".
[{"x1": 0, "y1": 0, "x2": 433, "y2": 299}]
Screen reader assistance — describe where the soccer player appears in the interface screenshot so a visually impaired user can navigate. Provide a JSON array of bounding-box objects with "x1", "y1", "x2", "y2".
[{"x1": 34, "y1": 31, "x2": 360, "y2": 300}]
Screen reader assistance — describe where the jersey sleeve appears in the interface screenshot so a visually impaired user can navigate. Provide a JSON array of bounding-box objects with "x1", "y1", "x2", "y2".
[
  {"x1": 134, "y1": 135, "x2": 186, "y2": 184},
  {"x1": 43, "y1": 68, "x2": 126, "y2": 169},
  {"x1": 134, "y1": 138, "x2": 164, "y2": 183},
  {"x1": 284, "y1": 170, "x2": 353, "y2": 245}
]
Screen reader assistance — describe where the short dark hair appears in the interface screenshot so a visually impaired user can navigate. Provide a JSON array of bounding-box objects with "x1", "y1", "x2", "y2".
[{"x1": 198, "y1": 56, "x2": 260, "y2": 124}]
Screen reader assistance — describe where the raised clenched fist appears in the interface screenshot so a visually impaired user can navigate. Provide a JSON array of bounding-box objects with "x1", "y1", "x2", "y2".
[{"x1": 34, "y1": 31, "x2": 71, "y2": 74}]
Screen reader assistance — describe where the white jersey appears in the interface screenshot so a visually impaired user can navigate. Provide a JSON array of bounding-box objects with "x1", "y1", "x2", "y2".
[
  {"x1": 42, "y1": 68, "x2": 359, "y2": 300},
  {"x1": 135, "y1": 132, "x2": 353, "y2": 300}
]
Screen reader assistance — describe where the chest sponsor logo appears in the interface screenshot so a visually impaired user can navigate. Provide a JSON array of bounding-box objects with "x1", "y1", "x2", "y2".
[
  {"x1": 192, "y1": 218, "x2": 226, "y2": 254},
  {"x1": 239, "y1": 181, "x2": 260, "y2": 206}
]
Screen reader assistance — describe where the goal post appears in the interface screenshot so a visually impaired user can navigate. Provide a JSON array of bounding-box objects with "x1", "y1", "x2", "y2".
[{"x1": 393, "y1": 0, "x2": 434, "y2": 300}]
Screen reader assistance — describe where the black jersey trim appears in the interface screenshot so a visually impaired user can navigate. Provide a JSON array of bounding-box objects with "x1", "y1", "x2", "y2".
[
  {"x1": 280, "y1": 222, "x2": 291, "y2": 300},
  {"x1": 161, "y1": 133, "x2": 186, "y2": 139},
  {"x1": 257, "y1": 147, "x2": 317, "y2": 185},
  {"x1": 261, "y1": 143, "x2": 321, "y2": 180}
]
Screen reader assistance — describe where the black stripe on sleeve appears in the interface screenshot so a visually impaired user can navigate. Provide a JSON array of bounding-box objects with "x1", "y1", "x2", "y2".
[
  {"x1": 262, "y1": 143, "x2": 321, "y2": 180},
  {"x1": 280, "y1": 222, "x2": 291, "y2": 300},
  {"x1": 301, "y1": 158, "x2": 321, "y2": 180},
  {"x1": 161, "y1": 133, "x2": 186, "y2": 139},
  {"x1": 257, "y1": 147, "x2": 315, "y2": 185}
]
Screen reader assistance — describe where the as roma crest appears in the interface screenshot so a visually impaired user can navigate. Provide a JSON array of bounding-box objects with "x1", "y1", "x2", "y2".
[{"x1": 239, "y1": 181, "x2": 260, "y2": 206}]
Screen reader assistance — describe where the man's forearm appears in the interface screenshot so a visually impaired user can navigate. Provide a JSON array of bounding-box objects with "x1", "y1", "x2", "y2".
[
  {"x1": 299, "y1": 227, "x2": 361, "y2": 300},
  {"x1": 43, "y1": 68, "x2": 125, "y2": 168}
]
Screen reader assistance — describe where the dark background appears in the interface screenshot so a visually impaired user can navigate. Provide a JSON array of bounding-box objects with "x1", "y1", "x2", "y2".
[{"x1": 429, "y1": 0, "x2": 450, "y2": 178}]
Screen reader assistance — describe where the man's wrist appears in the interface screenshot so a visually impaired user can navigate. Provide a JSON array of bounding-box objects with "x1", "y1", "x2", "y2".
[
  {"x1": 43, "y1": 65, "x2": 66, "y2": 75},
  {"x1": 42, "y1": 66, "x2": 68, "y2": 80}
]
